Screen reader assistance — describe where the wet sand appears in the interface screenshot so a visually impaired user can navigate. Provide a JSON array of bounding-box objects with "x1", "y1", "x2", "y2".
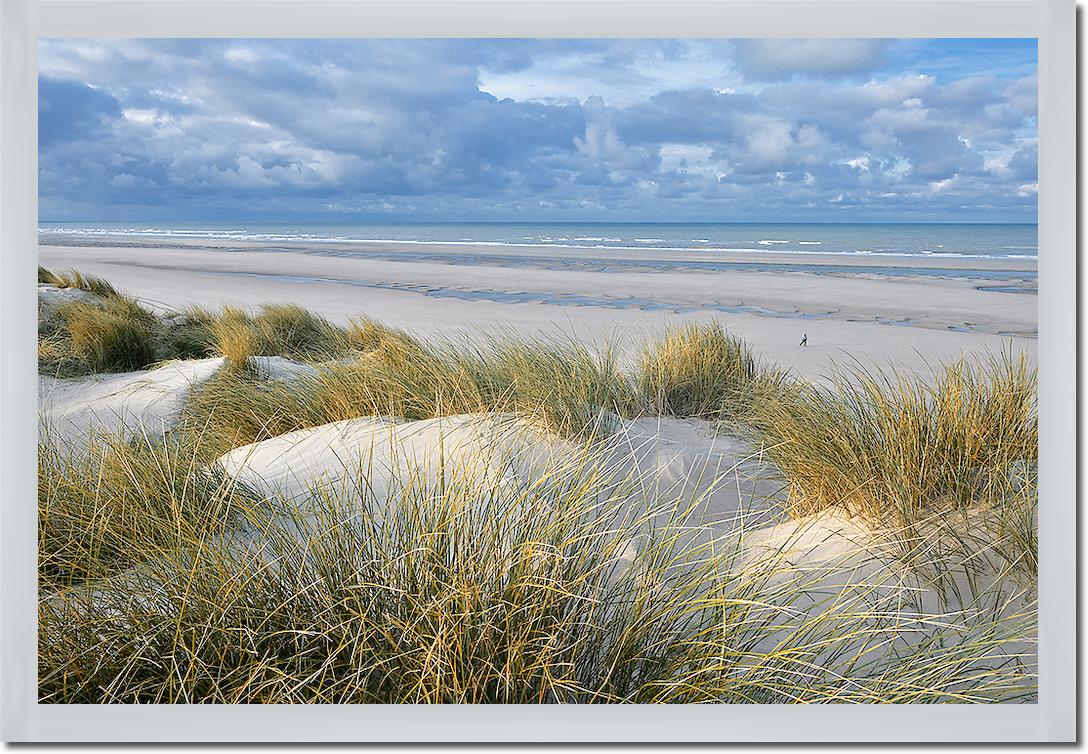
[{"x1": 39, "y1": 238, "x2": 1037, "y2": 382}]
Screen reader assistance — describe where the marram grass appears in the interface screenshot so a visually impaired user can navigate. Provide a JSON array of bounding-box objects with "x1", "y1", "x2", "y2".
[
  {"x1": 39, "y1": 267, "x2": 120, "y2": 298},
  {"x1": 38, "y1": 429, "x2": 1036, "y2": 704},
  {"x1": 639, "y1": 321, "x2": 787, "y2": 421},
  {"x1": 209, "y1": 304, "x2": 351, "y2": 368},
  {"x1": 38, "y1": 269, "x2": 357, "y2": 375},
  {"x1": 749, "y1": 353, "x2": 1037, "y2": 520},
  {"x1": 180, "y1": 329, "x2": 639, "y2": 460},
  {"x1": 38, "y1": 426, "x2": 255, "y2": 590}
]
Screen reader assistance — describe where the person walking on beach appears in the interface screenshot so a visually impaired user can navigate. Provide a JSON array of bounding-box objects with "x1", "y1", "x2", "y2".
[{"x1": 799, "y1": 332, "x2": 808, "y2": 347}]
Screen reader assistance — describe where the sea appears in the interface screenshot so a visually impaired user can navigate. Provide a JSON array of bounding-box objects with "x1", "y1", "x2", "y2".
[{"x1": 38, "y1": 222, "x2": 1037, "y2": 261}]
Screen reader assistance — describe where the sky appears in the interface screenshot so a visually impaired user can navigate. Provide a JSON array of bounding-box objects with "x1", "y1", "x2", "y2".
[{"x1": 38, "y1": 38, "x2": 1037, "y2": 223}]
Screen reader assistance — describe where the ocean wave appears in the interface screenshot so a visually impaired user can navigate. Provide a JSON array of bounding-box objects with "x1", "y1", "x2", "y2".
[{"x1": 37, "y1": 227, "x2": 1038, "y2": 261}]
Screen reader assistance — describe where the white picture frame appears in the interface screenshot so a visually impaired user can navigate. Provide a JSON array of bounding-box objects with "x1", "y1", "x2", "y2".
[{"x1": 1, "y1": 0, "x2": 1075, "y2": 742}]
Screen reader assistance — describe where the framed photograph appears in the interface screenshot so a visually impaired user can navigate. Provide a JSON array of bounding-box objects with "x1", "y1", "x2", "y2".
[{"x1": 1, "y1": 0, "x2": 1075, "y2": 743}]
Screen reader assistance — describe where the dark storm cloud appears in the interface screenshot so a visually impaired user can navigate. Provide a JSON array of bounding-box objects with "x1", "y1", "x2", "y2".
[{"x1": 38, "y1": 77, "x2": 122, "y2": 147}]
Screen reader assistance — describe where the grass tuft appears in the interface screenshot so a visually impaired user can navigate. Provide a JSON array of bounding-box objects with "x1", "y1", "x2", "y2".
[
  {"x1": 255, "y1": 304, "x2": 347, "y2": 359},
  {"x1": 343, "y1": 316, "x2": 418, "y2": 353},
  {"x1": 208, "y1": 306, "x2": 261, "y2": 369},
  {"x1": 750, "y1": 352, "x2": 1037, "y2": 540},
  {"x1": 639, "y1": 321, "x2": 784, "y2": 420},
  {"x1": 458, "y1": 335, "x2": 637, "y2": 438},
  {"x1": 181, "y1": 331, "x2": 639, "y2": 458},
  {"x1": 179, "y1": 368, "x2": 321, "y2": 460},
  {"x1": 53, "y1": 300, "x2": 156, "y2": 374},
  {"x1": 156, "y1": 306, "x2": 219, "y2": 360},
  {"x1": 38, "y1": 428, "x2": 254, "y2": 589},
  {"x1": 43, "y1": 268, "x2": 120, "y2": 298}
]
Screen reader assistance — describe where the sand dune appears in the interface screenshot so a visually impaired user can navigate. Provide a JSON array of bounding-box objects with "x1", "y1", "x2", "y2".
[
  {"x1": 39, "y1": 357, "x2": 225, "y2": 452},
  {"x1": 216, "y1": 413, "x2": 786, "y2": 533},
  {"x1": 36, "y1": 259, "x2": 1037, "y2": 701}
]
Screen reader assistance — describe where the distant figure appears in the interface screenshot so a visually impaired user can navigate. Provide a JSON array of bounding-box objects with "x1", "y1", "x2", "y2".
[{"x1": 799, "y1": 332, "x2": 808, "y2": 347}]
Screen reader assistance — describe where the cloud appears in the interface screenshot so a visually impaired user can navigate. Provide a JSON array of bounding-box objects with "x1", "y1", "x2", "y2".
[
  {"x1": 478, "y1": 40, "x2": 742, "y2": 106},
  {"x1": 38, "y1": 77, "x2": 121, "y2": 147},
  {"x1": 37, "y1": 38, "x2": 1037, "y2": 222},
  {"x1": 734, "y1": 39, "x2": 892, "y2": 79}
]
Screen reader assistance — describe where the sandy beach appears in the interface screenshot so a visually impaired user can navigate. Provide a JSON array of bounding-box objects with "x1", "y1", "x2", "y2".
[{"x1": 39, "y1": 238, "x2": 1037, "y2": 382}]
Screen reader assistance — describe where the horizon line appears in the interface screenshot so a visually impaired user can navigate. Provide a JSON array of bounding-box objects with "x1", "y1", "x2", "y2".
[{"x1": 37, "y1": 219, "x2": 1040, "y2": 226}]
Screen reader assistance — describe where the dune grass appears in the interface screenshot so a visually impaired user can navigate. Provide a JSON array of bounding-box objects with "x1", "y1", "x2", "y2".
[
  {"x1": 39, "y1": 299, "x2": 156, "y2": 375},
  {"x1": 38, "y1": 268, "x2": 354, "y2": 375},
  {"x1": 639, "y1": 321, "x2": 786, "y2": 420},
  {"x1": 748, "y1": 352, "x2": 1038, "y2": 572},
  {"x1": 457, "y1": 335, "x2": 637, "y2": 437},
  {"x1": 156, "y1": 306, "x2": 219, "y2": 360},
  {"x1": 38, "y1": 431, "x2": 1036, "y2": 704},
  {"x1": 38, "y1": 427, "x2": 254, "y2": 589},
  {"x1": 310, "y1": 336, "x2": 485, "y2": 423},
  {"x1": 208, "y1": 304, "x2": 351, "y2": 367},
  {"x1": 179, "y1": 367, "x2": 323, "y2": 460},
  {"x1": 38, "y1": 267, "x2": 157, "y2": 375},
  {"x1": 39, "y1": 267, "x2": 120, "y2": 298},
  {"x1": 180, "y1": 330, "x2": 638, "y2": 460}
]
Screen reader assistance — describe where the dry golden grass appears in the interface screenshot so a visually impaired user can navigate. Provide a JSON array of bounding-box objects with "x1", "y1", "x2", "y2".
[
  {"x1": 313, "y1": 338, "x2": 485, "y2": 423},
  {"x1": 38, "y1": 267, "x2": 158, "y2": 375},
  {"x1": 179, "y1": 368, "x2": 322, "y2": 460},
  {"x1": 155, "y1": 306, "x2": 219, "y2": 360},
  {"x1": 639, "y1": 321, "x2": 785, "y2": 420},
  {"x1": 343, "y1": 315, "x2": 418, "y2": 352},
  {"x1": 455, "y1": 334, "x2": 636, "y2": 437},
  {"x1": 38, "y1": 430, "x2": 1037, "y2": 704},
  {"x1": 53, "y1": 300, "x2": 156, "y2": 374},
  {"x1": 208, "y1": 306, "x2": 262, "y2": 368},
  {"x1": 38, "y1": 269, "x2": 210, "y2": 375},
  {"x1": 38, "y1": 428, "x2": 254, "y2": 589},
  {"x1": 181, "y1": 328, "x2": 638, "y2": 460},
  {"x1": 207, "y1": 304, "x2": 351, "y2": 368},
  {"x1": 748, "y1": 352, "x2": 1037, "y2": 575},
  {"x1": 40, "y1": 267, "x2": 121, "y2": 298}
]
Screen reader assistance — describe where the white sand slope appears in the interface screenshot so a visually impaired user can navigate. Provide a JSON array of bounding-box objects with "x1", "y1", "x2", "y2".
[
  {"x1": 217, "y1": 414, "x2": 580, "y2": 512},
  {"x1": 610, "y1": 417, "x2": 785, "y2": 531},
  {"x1": 39, "y1": 357, "x2": 225, "y2": 452},
  {"x1": 216, "y1": 408, "x2": 1032, "y2": 591},
  {"x1": 729, "y1": 509, "x2": 1036, "y2": 681},
  {"x1": 247, "y1": 355, "x2": 321, "y2": 382},
  {"x1": 216, "y1": 414, "x2": 786, "y2": 532},
  {"x1": 37, "y1": 284, "x2": 103, "y2": 310}
]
